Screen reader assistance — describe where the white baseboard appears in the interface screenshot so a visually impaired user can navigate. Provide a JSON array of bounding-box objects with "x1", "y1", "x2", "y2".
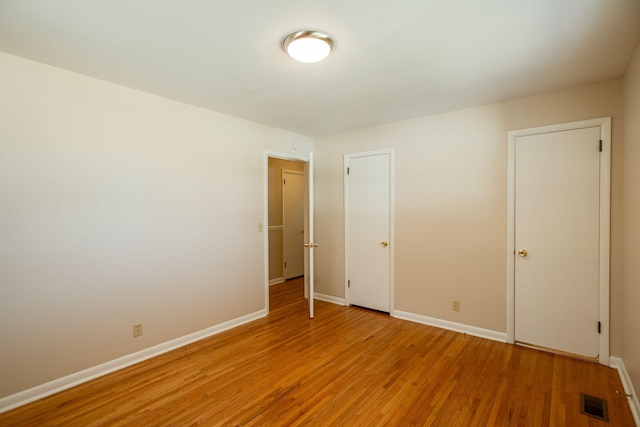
[
  {"x1": 610, "y1": 356, "x2": 640, "y2": 426},
  {"x1": 0, "y1": 309, "x2": 267, "y2": 415},
  {"x1": 269, "y1": 278, "x2": 284, "y2": 286},
  {"x1": 393, "y1": 310, "x2": 507, "y2": 343},
  {"x1": 314, "y1": 293, "x2": 346, "y2": 306}
]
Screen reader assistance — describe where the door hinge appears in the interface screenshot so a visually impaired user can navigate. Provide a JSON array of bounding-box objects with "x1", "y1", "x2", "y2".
[
  {"x1": 283, "y1": 179, "x2": 286, "y2": 185},
  {"x1": 599, "y1": 140, "x2": 603, "y2": 152},
  {"x1": 347, "y1": 167, "x2": 350, "y2": 175},
  {"x1": 348, "y1": 279, "x2": 350, "y2": 288},
  {"x1": 284, "y1": 261, "x2": 287, "y2": 268},
  {"x1": 598, "y1": 321, "x2": 601, "y2": 334}
]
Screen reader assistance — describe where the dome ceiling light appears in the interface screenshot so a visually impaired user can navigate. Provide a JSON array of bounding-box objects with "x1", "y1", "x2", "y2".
[{"x1": 282, "y1": 30, "x2": 335, "y2": 63}]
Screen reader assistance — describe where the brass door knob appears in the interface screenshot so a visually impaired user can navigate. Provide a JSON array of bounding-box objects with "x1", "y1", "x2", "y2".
[
  {"x1": 381, "y1": 241, "x2": 389, "y2": 247},
  {"x1": 518, "y1": 249, "x2": 528, "y2": 257}
]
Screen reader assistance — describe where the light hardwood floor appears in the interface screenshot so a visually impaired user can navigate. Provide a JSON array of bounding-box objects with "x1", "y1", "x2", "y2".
[{"x1": 0, "y1": 278, "x2": 635, "y2": 426}]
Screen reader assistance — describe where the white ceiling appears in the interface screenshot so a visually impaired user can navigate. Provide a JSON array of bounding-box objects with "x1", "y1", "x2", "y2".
[{"x1": 1, "y1": 0, "x2": 639, "y2": 137}]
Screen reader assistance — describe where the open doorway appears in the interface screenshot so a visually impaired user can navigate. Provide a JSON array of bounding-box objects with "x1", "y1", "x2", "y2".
[
  {"x1": 263, "y1": 151, "x2": 315, "y2": 318},
  {"x1": 267, "y1": 158, "x2": 305, "y2": 285}
]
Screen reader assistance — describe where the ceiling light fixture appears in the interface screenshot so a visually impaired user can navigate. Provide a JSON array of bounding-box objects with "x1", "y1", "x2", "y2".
[{"x1": 282, "y1": 30, "x2": 335, "y2": 63}]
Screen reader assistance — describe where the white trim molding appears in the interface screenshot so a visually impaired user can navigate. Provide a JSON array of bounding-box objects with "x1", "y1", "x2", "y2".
[
  {"x1": 314, "y1": 293, "x2": 346, "y2": 306},
  {"x1": 610, "y1": 357, "x2": 640, "y2": 426},
  {"x1": 612, "y1": 357, "x2": 640, "y2": 424},
  {"x1": 393, "y1": 310, "x2": 507, "y2": 343},
  {"x1": 269, "y1": 278, "x2": 285, "y2": 286},
  {"x1": 0, "y1": 309, "x2": 267, "y2": 414},
  {"x1": 506, "y1": 117, "x2": 611, "y2": 365}
]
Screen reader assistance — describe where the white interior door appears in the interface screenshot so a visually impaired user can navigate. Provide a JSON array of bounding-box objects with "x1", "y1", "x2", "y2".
[
  {"x1": 304, "y1": 153, "x2": 315, "y2": 318},
  {"x1": 514, "y1": 127, "x2": 600, "y2": 358},
  {"x1": 346, "y1": 151, "x2": 391, "y2": 312},
  {"x1": 282, "y1": 170, "x2": 304, "y2": 279}
]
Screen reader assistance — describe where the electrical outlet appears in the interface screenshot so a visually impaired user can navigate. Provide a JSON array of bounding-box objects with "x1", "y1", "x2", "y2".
[
  {"x1": 133, "y1": 323, "x2": 143, "y2": 337},
  {"x1": 452, "y1": 300, "x2": 461, "y2": 312}
]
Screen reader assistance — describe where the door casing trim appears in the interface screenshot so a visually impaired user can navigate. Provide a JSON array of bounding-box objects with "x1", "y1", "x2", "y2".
[{"x1": 506, "y1": 117, "x2": 611, "y2": 365}]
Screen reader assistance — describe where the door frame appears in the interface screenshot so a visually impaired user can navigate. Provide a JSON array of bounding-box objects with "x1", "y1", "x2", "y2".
[
  {"x1": 344, "y1": 148, "x2": 395, "y2": 315},
  {"x1": 506, "y1": 117, "x2": 611, "y2": 365},
  {"x1": 264, "y1": 151, "x2": 311, "y2": 315}
]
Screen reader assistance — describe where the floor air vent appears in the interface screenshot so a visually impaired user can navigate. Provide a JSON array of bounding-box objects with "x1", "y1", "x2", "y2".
[{"x1": 580, "y1": 393, "x2": 609, "y2": 422}]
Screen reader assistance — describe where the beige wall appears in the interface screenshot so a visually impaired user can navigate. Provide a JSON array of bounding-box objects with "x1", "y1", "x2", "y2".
[
  {"x1": 267, "y1": 158, "x2": 304, "y2": 281},
  {"x1": 315, "y1": 79, "x2": 624, "y2": 350},
  {"x1": 0, "y1": 44, "x2": 634, "y2": 405},
  {"x1": 0, "y1": 52, "x2": 312, "y2": 399},
  {"x1": 623, "y1": 42, "x2": 640, "y2": 394}
]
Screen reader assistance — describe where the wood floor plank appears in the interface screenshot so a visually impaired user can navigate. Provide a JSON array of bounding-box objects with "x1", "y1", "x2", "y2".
[{"x1": 0, "y1": 277, "x2": 635, "y2": 426}]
